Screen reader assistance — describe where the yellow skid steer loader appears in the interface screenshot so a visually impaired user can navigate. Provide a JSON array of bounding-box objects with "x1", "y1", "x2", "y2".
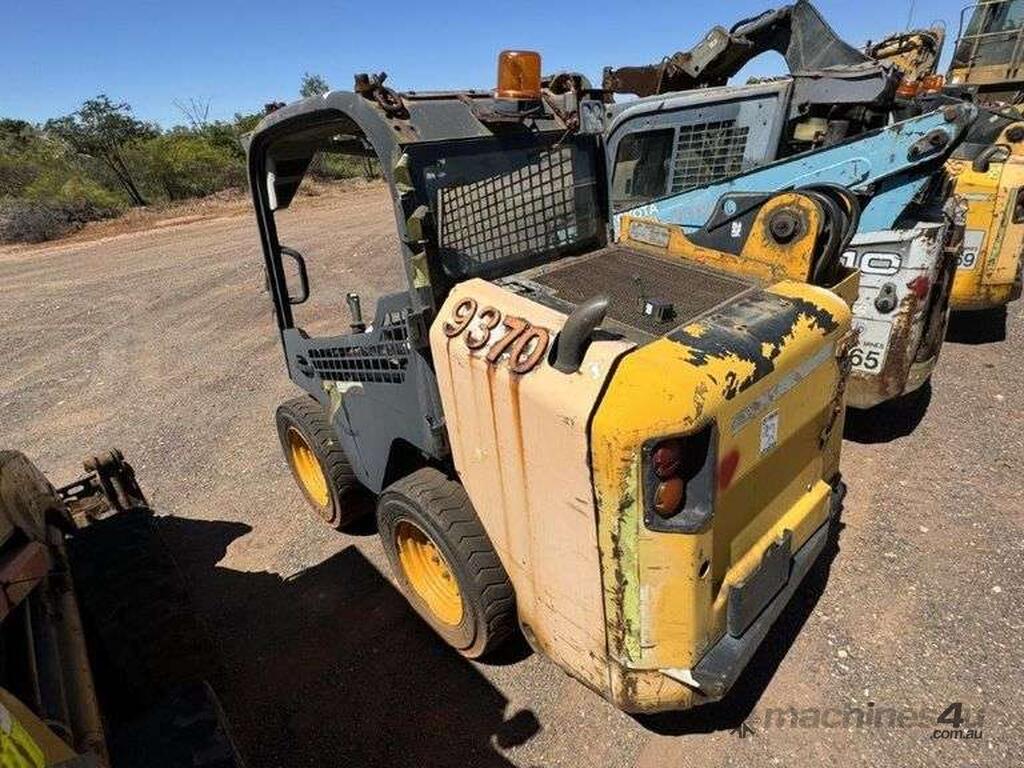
[{"x1": 247, "y1": 54, "x2": 865, "y2": 712}]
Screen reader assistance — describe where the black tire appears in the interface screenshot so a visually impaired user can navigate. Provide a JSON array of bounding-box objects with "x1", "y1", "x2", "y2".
[
  {"x1": 275, "y1": 396, "x2": 363, "y2": 530},
  {"x1": 376, "y1": 468, "x2": 515, "y2": 658},
  {"x1": 68, "y1": 510, "x2": 220, "y2": 720}
]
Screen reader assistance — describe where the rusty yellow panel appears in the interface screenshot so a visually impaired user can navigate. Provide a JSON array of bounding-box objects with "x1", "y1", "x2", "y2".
[
  {"x1": 986, "y1": 159, "x2": 1024, "y2": 284},
  {"x1": 948, "y1": 126, "x2": 1024, "y2": 311},
  {"x1": 590, "y1": 281, "x2": 850, "y2": 688},
  {"x1": 606, "y1": 666, "x2": 701, "y2": 714},
  {"x1": 828, "y1": 268, "x2": 861, "y2": 308},
  {"x1": 869, "y1": 27, "x2": 943, "y2": 83},
  {"x1": 430, "y1": 278, "x2": 634, "y2": 695},
  {"x1": 619, "y1": 193, "x2": 823, "y2": 284}
]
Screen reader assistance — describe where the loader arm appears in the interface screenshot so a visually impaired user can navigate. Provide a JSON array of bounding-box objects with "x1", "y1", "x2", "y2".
[
  {"x1": 608, "y1": 104, "x2": 977, "y2": 408},
  {"x1": 610, "y1": 106, "x2": 976, "y2": 235},
  {"x1": 602, "y1": 0, "x2": 874, "y2": 96}
]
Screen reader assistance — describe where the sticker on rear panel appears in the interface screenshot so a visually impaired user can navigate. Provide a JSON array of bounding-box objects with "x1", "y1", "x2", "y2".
[
  {"x1": 958, "y1": 230, "x2": 985, "y2": 271},
  {"x1": 850, "y1": 317, "x2": 891, "y2": 375},
  {"x1": 760, "y1": 410, "x2": 779, "y2": 454}
]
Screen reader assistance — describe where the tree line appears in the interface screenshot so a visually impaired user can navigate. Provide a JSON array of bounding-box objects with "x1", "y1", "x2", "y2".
[{"x1": 0, "y1": 73, "x2": 374, "y2": 243}]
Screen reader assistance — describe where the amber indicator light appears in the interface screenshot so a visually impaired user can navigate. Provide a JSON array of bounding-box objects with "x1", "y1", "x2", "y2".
[{"x1": 496, "y1": 50, "x2": 542, "y2": 101}]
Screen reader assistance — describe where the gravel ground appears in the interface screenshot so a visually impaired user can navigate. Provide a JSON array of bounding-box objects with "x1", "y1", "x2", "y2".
[{"x1": 1, "y1": 181, "x2": 1021, "y2": 767}]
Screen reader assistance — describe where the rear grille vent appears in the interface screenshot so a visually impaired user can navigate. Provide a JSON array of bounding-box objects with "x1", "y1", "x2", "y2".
[
  {"x1": 308, "y1": 311, "x2": 410, "y2": 384},
  {"x1": 530, "y1": 247, "x2": 752, "y2": 336}
]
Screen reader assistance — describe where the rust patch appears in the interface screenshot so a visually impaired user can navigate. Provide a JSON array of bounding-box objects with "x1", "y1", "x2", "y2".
[
  {"x1": 602, "y1": 464, "x2": 639, "y2": 663},
  {"x1": 690, "y1": 379, "x2": 710, "y2": 426},
  {"x1": 873, "y1": 292, "x2": 922, "y2": 400}
]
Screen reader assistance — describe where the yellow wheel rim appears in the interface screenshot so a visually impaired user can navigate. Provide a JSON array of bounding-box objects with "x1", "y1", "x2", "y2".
[
  {"x1": 287, "y1": 427, "x2": 330, "y2": 508},
  {"x1": 395, "y1": 521, "x2": 464, "y2": 626}
]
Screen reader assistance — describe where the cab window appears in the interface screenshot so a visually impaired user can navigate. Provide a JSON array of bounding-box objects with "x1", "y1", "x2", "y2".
[{"x1": 610, "y1": 129, "x2": 673, "y2": 212}]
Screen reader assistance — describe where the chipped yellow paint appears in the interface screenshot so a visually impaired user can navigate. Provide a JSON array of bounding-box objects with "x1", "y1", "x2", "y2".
[
  {"x1": 949, "y1": 124, "x2": 1024, "y2": 311},
  {"x1": 428, "y1": 194, "x2": 856, "y2": 712},
  {"x1": 591, "y1": 280, "x2": 851, "y2": 711},
  {"x1": 619, "y1": 193, "x2": 825, "y2": 284}
]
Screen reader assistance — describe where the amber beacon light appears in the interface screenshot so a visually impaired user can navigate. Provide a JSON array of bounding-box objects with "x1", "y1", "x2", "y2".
[{"x1": 496, "y1": 50, "x2": 542, "y2": 100}]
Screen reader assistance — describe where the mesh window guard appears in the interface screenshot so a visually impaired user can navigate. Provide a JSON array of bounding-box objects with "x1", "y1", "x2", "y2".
[
  {"x1": 435, "y1": 145, "x2": 600, "y2": 277},
  {"x1": 307, "y1": 310, "x2": 410, "y2": 384}
]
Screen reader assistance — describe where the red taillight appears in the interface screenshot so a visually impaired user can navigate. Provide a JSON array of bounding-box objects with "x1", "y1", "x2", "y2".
[
  {"x1": 644, "y1": 427, "x2": 714, "y2": 531},
  {"x1": 652, "y1": 439, "x2": 683, "y2": 479},
  {"x1": 651, "y1": 439, "x2": 686, "y2": 517}
]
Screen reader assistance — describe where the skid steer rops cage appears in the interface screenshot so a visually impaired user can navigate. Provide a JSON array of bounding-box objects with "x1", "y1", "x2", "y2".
[{"x1": 248, "y1": 88, "x2": 607, "y2": 491}]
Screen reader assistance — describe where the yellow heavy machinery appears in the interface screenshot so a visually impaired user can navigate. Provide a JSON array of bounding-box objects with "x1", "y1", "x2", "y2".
[
  {"x1": 246, "y1": 52, "x2": 877, "y2": 712},
  {"x1": 871, "y1": 3, "x2": 1024, "y2": 312},
  {"x1": 944, "y1": 2, "x2": 1024, "y2": 309},
  {"x1": 949, "y1": 0, "x2": 1024, "y2": 98},
  {"x1": 944, "y1": 112, "x2": 1024, "y2": 309}
]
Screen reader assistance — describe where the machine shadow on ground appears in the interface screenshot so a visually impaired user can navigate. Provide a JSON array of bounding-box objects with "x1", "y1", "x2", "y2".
[
  {"x1": 945, "y1": 307, "x2": 1008, "y2": 345},
  {"x1": 842, "y1": 381, "x2": 933, "y2": 444},
  {"x1": 153, "y1": 515, "x2": 540, "y2": 768},
  {"x1": 634, "y1": 521, "x2": 844, "y2": 737}
]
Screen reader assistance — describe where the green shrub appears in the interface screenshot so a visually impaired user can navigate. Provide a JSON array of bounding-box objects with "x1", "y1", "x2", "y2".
[
  {"x1": 23, "y1": 167, "x2": 125, "y2": 210},
  {"x1": 129, "y1": 133, "x2": 246, "y2": 201},
  {"x1": 0, "y1": 155, "x2": 41, "y2": 198},
  {"x1": 309, "y1": 152, "x2": 380, "y2": 180}
]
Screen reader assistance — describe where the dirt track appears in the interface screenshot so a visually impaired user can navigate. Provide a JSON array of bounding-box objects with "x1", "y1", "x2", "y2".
[{"x1": 1, "y1": 181, "x2": 1021, "y2": 767}]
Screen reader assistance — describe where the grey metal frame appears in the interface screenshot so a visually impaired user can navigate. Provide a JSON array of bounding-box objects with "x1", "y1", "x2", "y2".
[
  {"x1": 246, "y1": 89, "x2": 591, "y2": 492},
  {"x1": 247, "y1": 93, "x2": 448, "y2": 492}
]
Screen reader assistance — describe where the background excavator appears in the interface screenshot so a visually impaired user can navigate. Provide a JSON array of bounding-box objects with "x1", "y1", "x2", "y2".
[{"x1": 948, "y1": 0, "x2": 1024, "y2": 101}]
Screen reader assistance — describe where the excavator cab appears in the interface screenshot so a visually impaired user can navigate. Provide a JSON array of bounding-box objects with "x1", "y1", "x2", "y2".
[{"x1": 950, "y1": 0, "x2": 1024, "y2": 99}]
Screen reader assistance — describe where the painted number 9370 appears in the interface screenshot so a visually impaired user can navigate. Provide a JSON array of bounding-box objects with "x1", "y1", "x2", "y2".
[{"x1": 442, "y1": 297, "x2": 551, "y2": 374}]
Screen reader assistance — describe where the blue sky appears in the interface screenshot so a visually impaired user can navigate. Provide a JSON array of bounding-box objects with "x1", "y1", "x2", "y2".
[{"x1": 2, "y1": 0, "x2": 973, "y2": 127}]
